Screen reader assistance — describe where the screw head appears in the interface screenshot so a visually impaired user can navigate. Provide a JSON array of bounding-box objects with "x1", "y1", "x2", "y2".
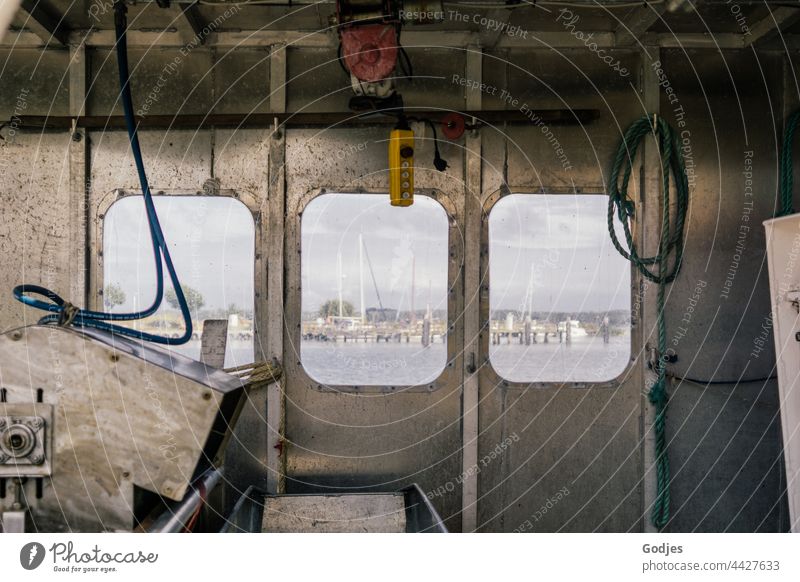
[
  {"x1": 26, "y1": 418, "x2": 43, "y2": 430},
  {"x1": 0, "y1": 453, "x2": 8, "y2": 463},
  {"x1": 0, "y1": 419, "x2": 6, "y2": 430},
  {"x1": 29, "y1": 454, "x2": 44, "y2": 465}
]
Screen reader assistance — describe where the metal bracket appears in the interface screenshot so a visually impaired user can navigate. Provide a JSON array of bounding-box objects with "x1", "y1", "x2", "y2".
[
  {"x1": 0, "y1": 405, "x2": 52, "y2": 477},
  {"x1": 0, "y1": 416, "x2": 46, "y2": 466},
  {"x1": 787, "y1": 289, "x2": 800, "y2": 313}
]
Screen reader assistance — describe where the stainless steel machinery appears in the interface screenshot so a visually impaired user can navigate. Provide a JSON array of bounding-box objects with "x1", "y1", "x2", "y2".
[{"x1": 0, "y1": 324, "x2": 245, "y2": 532}]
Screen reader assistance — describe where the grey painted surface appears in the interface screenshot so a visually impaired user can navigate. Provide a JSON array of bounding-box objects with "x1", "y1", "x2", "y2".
[
  {"x1": 0, "y1": 132, "x2": 73, "y2": 331},
  {"x1": 262, "y1": 494, "x2": 406, "y2": 533}
]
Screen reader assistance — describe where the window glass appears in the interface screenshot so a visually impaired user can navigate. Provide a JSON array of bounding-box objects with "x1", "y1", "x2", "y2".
[
  {"x1": 489, "y1": 194, "x2": 631, "y2": 382},
  {"x1": 103, "y1": 195, "x2": 255, "y2": 368},
  {"x1": 301, "y1": 194, "x2": 449, "y2": 386}
]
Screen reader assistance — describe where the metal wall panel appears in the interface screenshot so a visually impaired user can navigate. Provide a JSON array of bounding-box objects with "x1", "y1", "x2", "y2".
[
  {"x1": 0, "y1": 132, "x2": 73, "y2": 332},
  {"x1": 0, "y1": 42, "x2": 792, "y2": 533},
  {"x1": 282, "y1": 126, "x2": 465, "y2": 531},
  {"x1": 0, "y1": 49, "x2": 70, "y2": 118},
  {"x1": 88, "y1": 48, "x2": 215, "y2": 117},
  {"x1": 656, "y1": 49, "x2": 787, "y2": 531},
  {"x1": 475, "y1": 49, "x2": 644, "y2": 532},
  {"x1": 660, "y1": 49, "x2": 782, "y2": 383},
  {"x1": 482, "y1": 50, "x2": 639, "y2": 192}
]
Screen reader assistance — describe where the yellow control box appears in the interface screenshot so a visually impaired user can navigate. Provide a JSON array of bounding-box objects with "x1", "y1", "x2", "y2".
[{"x1": 389, "y1": 128, "x2": 414, "y2": 207}]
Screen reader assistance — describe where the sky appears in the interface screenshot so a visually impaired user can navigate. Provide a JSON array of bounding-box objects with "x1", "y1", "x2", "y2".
[
  {"x1": 301, "y1": 194, "x2": 450, "y2": 318},
  {"x1": 103, "y1": 196, "x2": 255, "y2": 313},
  {"x1": 489, "y1": 194, "x2": 630, "y2": 313},
  {"x1": 101, "y1": 192, "x2": 629, "y2": 318}
]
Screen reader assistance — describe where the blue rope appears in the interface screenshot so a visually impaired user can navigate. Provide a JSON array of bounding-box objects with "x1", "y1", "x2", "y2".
[{"x1": 13, "y1": 1, "x2": 193, "y2": 345}]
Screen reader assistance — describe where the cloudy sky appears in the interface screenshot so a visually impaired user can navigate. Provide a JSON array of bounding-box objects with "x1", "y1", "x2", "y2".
[
  {"x1": 302, "y1": 194, "x2": 450, "y2": 317},
  {"x1": 102, "y1": 193, "x2": 629, "y2": 318},
  {"x1": 103, "y1": 196, "x2": 254, "y2": 313},
  {"x1": 490, "y1": 194, "x2": 630, "y2": 313}
]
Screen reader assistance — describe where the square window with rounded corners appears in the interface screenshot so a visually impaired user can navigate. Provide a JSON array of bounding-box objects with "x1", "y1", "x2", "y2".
[
  {"x1": 488, "y1": 194, "x2": 631, "y2": 383},
  {"x1": 103, "y1": 195, "x2": 255, "y2": 368},
  {"x1": 301, "y1": 193, "x2": 449, "y2": 386}
]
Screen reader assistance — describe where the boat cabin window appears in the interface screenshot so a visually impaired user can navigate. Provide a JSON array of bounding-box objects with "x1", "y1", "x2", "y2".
[
  {"x1": 103, "y1": 195, "x2": 255, "y2": 367},
  {"x1": 300, "y1": 193, "x2": 448, "y2": 386},
  {"x1": 488, "y1": 194, "x2": 631, "y2": 383}
]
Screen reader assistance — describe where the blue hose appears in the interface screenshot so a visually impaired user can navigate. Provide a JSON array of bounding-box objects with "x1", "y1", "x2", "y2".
[{"x1": 12, "y1": 0, "x2": 193, "y2": 345}]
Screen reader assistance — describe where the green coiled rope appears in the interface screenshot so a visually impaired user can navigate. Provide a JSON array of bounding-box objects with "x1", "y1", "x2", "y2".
[
  {"x1": 607, "y1": 116, "x2": 690, "y2": 530},
  {"x1": 779, "y1": 110, "x2": 800, "y2": 218}
]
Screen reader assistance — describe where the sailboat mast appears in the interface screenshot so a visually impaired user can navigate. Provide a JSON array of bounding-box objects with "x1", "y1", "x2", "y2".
[
  {"x1": 337, "y1": 250, "x2": 343, "y2": 317},
  {"x1": 528, "y1": 264, "x2": 535, "y2": 319},
  {"x1": 411, "y1": 254, "x2": 416, "y2": 325},
  {"x1": 359, "y1": 233, "x2": 365, "y2": 324}
]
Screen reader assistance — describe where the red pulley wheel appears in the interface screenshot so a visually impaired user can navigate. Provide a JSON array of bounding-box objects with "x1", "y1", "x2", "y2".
[
  {"x1": 441, "y1": 113, "x2": 466, "y2": 140},
  {"x1": 340, "y1": 24, "x2": 398, "y2": 83}
]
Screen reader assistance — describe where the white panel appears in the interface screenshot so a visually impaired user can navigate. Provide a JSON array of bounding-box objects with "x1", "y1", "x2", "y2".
[{"x1": 764, "y1": 214, "x2": 800, "y2": 532}]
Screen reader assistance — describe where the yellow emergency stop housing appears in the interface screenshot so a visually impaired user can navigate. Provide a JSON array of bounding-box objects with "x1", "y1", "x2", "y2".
[{"x1": 389, "y1": 128, "x2": 414, "y2": 206}]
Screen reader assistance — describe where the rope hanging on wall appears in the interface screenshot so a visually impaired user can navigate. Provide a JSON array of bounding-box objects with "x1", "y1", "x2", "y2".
[
  {"x1": 607, "y1": 115, "x2": 690, "y2": 530},
  {"x1": 779, "y1": 110, "x2": 800, "y2": 218}
]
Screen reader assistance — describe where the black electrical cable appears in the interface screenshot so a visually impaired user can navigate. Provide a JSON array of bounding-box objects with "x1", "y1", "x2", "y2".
[
  {"x1": 407, "y1": 116, "x2": 448, "y2": 171},
  {"x1": 399, "y1": 45, "x2": 413, "y2": 81},
  {"x1": 336, "y1": 42, "x2": 351, "y2": 77},
  {"x1": 667, "y1": 373, "x2": 778, "y2": 386}
]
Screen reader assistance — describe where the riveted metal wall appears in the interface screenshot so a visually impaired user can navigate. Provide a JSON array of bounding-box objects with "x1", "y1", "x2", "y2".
[
  {"x1": 282, "y1": 128, "x2": 467, "y2": 532},
  {"x1": 655, "y1": 49, "x2": 788, "y2": 532},
  {"x1": 0, "y1": 49, "x2": 72, "y2": 330},
  {"x1": 0, "y1": 42, "x2": 792, "y2": 532},
  {"x1": 475, "y1": 49, "x2": 644, "y2": 533}
]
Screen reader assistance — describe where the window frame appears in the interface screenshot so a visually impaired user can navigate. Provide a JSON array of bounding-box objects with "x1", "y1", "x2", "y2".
[
  {"x1": 93, "y1": 188, "x2": 262, "y2": 353},
  {"x1": 287, "y1": 187, "x2": 463, "y2": 393},
  {"x1": 480, "y1": 188, "x2": 637, "y2": 390}
]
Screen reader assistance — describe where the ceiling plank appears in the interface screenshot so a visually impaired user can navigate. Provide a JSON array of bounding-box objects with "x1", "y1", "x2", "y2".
[
  {"x1": 743, "y1": 6, "x2": 800, "y2": 47},
  {"x1": 178, "y1": 2, "x2": 206, "y2": 45},
  {"x1": 477, "y1": 10, "x2": 512, "y2": 49},
  {"x1": 615, "y1": 2, "x2": 669, "y2": 47},
  {"x1": 19, "y1": 0, "x2": 68, "y2": 46},
  {"x1": 0, "y1": 28, "x2": 762, "y2": 51}
]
